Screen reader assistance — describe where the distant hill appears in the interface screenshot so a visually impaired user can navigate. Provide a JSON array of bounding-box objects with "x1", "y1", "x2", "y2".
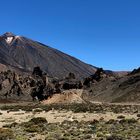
[
  {"x1": 0, "y1": 32, "x2": 97, "y2": 79},
  {"x1": 83, "y1": 67, "x2": 140, "y2": 103}
]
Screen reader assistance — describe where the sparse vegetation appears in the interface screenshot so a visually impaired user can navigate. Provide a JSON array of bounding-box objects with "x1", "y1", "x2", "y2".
[
  {"x1": 20, "y1": 117, "x2": 48, "y2": 133},
  {"x1": 1, "y1": 117, "x2": 140, "y2": 140},
  {"x1": 119, "y1": 118, "x2": 138, "y2": 124},
  {"x1": 0, "y1": 103, "x2": 140, "y2": 114},
  {"x1": 0, "y1": 128, "x2": 14, "y2": 140},
  {"x1": 0, "y1": 103, "x2": 139, "y2": 139}
]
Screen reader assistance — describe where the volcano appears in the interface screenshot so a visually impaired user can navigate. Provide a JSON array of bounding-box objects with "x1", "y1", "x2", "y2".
[{"x1": 0, "y1": 32, "x2": 96, "y2": 79}]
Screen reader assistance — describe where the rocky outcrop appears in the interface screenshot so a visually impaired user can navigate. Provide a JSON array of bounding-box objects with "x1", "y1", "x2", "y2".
[
  {"x1": 83, "y1": 68, "x2": 107, "y2": 87},
  {"x1": 0, "y1": 68, "x2": 84, "y2": 102},
  {"x1": 130, "y1": 67, "x2": 140, "y2": 75},
  {"x1": 0, "y1": 66, "x2": 139, "y2": 103},
  {"x1": 83, "y1": 67, "x2": 140, "y2": 103}
]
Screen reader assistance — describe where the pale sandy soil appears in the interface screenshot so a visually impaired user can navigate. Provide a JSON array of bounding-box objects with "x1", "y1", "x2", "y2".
[
  {"x1": 42, "y1": 89, "x2": 84, "y2": 104},
  {"x1": 0, "y1": 109, "x2": 138, "y2": 128}
]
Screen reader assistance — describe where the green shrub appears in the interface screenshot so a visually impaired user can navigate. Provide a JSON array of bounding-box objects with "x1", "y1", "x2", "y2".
[
  {"x1": 30, "y1": 117, "x2": 48, "y2": 124},
  {"x1": 24, "y1": 125, "x2": 42, "y2": 133},
  {"x1": 21, "y1": 117, "x2": 47, "y2": 133},
  {"x1": 16, "y1": 135, "x2": 28, "y2": 140},
  {"x1": 106, "y1": 134, "x2": 123, "y2": 140},
  {"x1": 3, "y1": 122, "x2": 18, "y2": 128},
  {"x1": 117, "y1": 115, "x2": 125, "y2": 119},
  {"x1": 119, "y1": 118, "x2": 137, "y2": 124},
  {"x1": 0, "y1": 128, "x2": 14, "y2": 140}
]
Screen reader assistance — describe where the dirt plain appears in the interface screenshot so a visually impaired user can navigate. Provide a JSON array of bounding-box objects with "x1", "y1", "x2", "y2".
[{"x1": 0, "y1": 102, "x2": 140, "y2": 140}]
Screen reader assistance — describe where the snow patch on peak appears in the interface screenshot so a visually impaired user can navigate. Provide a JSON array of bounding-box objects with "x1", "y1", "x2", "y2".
[
  {"x1": 15, "y1": 35, "x2": 20, "y2": 38},
  {"x1": 15, "y1": 36, "x2": 20, "y2": 39},
  {"x1": 5, "y1": 37, "x2": 14, "y2": 44}
]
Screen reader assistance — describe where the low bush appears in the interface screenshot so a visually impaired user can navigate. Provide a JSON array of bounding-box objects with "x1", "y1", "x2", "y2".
[
  {"x1": 119, "y1": 118, "x2": 137, "y2": 124},
  {"x1": 21, "y1": 117, "x2": 48, "y2": 133},
  {"x1": 0, "y1": 128, "x2": 14, "y2": 140},
  {"x1": 30, "y1": 117, "x2": 48, "y2": 124},
  {"x1": 117, "y1": 115, "x2": 125, "y2": 119}
]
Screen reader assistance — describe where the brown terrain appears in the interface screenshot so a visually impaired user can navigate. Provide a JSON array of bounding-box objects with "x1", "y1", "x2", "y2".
[
  {"x1": 0, "y1": 32, "x2": 140, "y2": 140},
  {"x1": 83, "y1": 68, "x2": 140, "y2": 103},
  {"x1": 0, "y1": 32, "x2": 139, "y2": 104}
]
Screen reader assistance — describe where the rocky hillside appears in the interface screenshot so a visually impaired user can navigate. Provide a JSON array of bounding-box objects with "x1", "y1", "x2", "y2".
[
  {"x1": 0, "y1": 32, "x2": 97, "y2": 79},
  {"x1": 0, "y1": 67, "x2": 84, "y2": 102},
  {"x1": 0, "y1": 32, "x2": 139, "y2": 104},
  {"x1": 83, "y1": 67, "x2": 140, "y2": 103},
  {"x1": 0, "y1": 66, "x2": 139, "y2": 103}
]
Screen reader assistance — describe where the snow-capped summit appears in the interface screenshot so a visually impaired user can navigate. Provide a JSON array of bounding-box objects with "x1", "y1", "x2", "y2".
[{"x1": 2, "y1": 32, "x2": 16, "y2": 44}]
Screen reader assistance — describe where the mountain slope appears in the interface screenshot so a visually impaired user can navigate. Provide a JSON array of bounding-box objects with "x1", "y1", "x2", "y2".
[
  {"x1": 83, "y1": 68, "x2": 140, "y2": 103},
  {"x1": 0, "y1": 32, "x2": 97, "y2": 79}
]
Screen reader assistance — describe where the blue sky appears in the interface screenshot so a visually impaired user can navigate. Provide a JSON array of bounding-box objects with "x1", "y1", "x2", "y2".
[{"x1": 0, "y1": 0, "x2": 140, "y2": 71}]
